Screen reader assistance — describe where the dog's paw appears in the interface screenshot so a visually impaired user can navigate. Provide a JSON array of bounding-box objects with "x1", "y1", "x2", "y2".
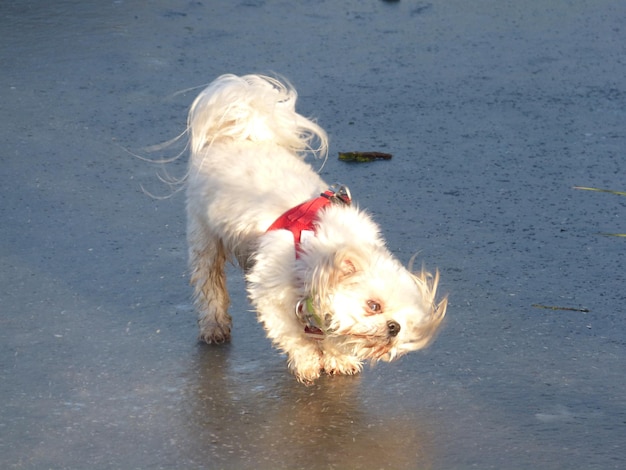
[
  {"x1": 288, "y1": 352, "x2": 324, "y2": 385},
  {"x1": 294, "y1": 366, "x2": 323, "y2": 385},
  {"x1": 198, "y1": 322, "x2": 231, "y2": 344},
  {"x1": 322, "y1": 355, "x2": 363, "y2": 377}
]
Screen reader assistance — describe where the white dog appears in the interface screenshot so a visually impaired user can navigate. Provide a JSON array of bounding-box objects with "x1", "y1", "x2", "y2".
[{"x1": 185, "y1": 74, "x2": 447, "y2": 383}]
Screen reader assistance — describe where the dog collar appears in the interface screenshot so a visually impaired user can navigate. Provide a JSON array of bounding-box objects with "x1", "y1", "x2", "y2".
[
  {"x1": 266, "y1": 185, "x2": 351, "y2": 256},
  {"x1": 295, "y1": 297, "x2": 326, "y2": 340}
]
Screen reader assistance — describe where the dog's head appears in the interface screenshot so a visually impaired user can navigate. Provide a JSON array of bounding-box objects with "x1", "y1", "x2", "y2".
[{"x1": 304, "y1": 247, "x2": 447, "y2": 362}]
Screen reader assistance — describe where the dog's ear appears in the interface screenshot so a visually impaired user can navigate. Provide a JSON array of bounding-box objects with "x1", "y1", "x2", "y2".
[
  {"x1": 308, "y1": 248, "x2": 364, "y2": 300},
  {"x1": 333, "y1": 247, "x2": 367, "y2": 279},
  {"x1": 338, "y1": 257, "x2": 358, "y2": 277}
]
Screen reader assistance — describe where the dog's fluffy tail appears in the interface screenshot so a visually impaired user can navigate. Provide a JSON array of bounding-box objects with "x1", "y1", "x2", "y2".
[{"x1": 188, "y1": 74, "x2": 328, "y2": 160}]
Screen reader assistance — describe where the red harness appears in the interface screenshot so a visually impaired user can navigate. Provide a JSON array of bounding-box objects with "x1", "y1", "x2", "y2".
[
  {"x1": 266, "y1": 190, "x2": 334, "y2": 248},
  {"x1": 266, "y1": 187, "x2": 351, "y2": 255}
]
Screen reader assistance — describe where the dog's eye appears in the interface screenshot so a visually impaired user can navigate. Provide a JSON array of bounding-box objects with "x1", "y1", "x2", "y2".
[{"x1": 366, "y1": 300, "x2": 383, "y2": 314}]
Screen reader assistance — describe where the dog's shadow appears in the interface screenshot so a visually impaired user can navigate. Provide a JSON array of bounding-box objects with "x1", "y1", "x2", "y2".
[{"x1": 179, "y1": 344, "x2": 434, "y2": 469}]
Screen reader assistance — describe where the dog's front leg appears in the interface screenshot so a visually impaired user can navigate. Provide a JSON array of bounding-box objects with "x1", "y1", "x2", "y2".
[{"x1": 256, "y1": 306, "x2": 324, "y2": 383}]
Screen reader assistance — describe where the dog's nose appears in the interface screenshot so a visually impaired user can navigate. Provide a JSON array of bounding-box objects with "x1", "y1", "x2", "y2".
[{"x1": 387, "y1": 320, "x2": 401, "y2": 337}]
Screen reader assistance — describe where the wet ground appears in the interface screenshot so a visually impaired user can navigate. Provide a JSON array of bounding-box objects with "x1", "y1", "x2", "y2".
[{"x1": 1, "y1": 1, "x2": 625, "y2": 468}]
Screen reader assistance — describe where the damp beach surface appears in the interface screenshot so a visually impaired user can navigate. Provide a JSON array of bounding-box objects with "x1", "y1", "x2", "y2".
[{"x1": 1, "y1": 1, "x2": 625, "y2": 468}]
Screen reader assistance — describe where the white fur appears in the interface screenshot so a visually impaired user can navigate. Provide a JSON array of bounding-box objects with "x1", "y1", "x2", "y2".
[{"x1": 185, "y1": 73, "x2": 447, "y2": 383}]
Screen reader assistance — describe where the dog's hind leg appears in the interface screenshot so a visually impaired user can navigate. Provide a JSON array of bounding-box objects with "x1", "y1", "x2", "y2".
[{"x1": 188, "y1": 224, "x2": 232, "y2": 343}]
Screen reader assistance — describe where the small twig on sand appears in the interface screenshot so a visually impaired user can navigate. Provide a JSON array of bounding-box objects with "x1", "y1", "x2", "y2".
[
  {"x1": 338, "y1": 151, "x2": 393, "y2": 162},
  {"x1": 573, "y1": 186, "x2": 626, "y2": 197},
  {"x1": 531, "y1": 304, "x2": 590, "y2": 313}
]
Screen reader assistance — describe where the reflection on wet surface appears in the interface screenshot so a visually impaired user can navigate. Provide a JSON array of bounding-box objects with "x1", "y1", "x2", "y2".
[{"x1": 180, "y1": 346, "x2": 433, "y2": 469}]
